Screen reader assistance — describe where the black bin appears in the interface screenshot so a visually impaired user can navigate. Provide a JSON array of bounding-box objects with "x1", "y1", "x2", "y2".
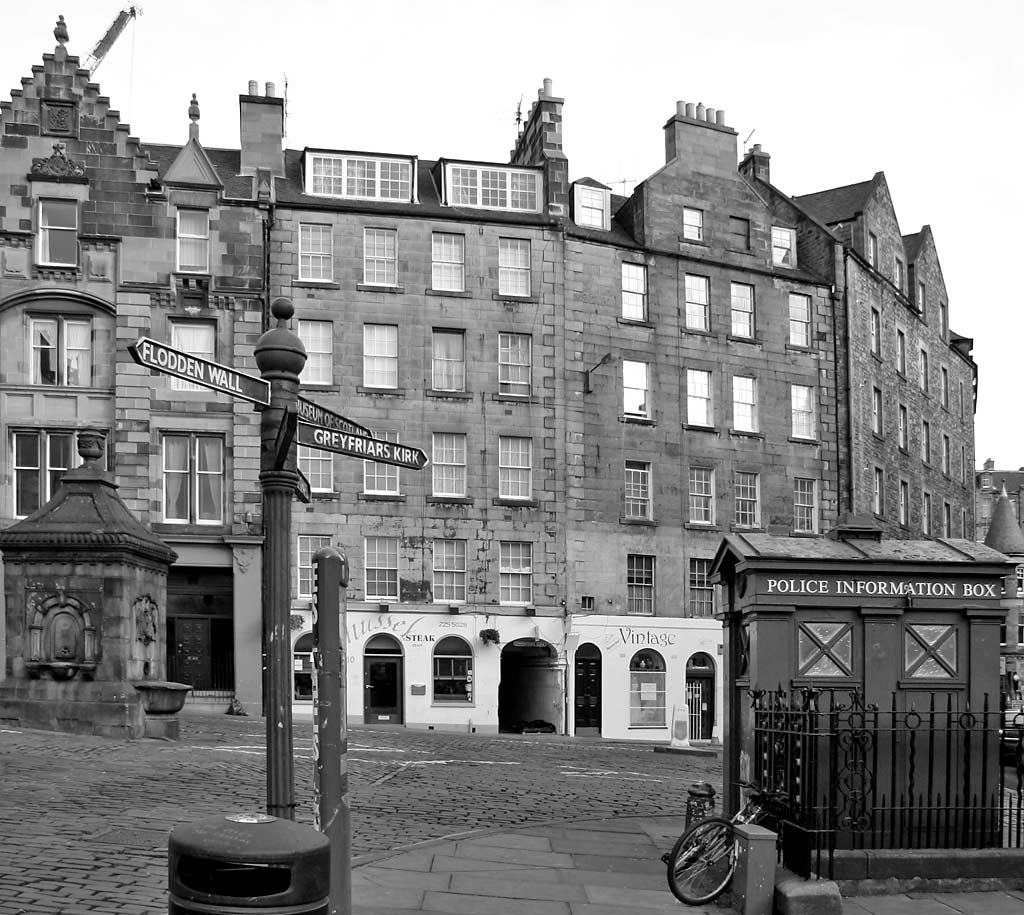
[{"x1": 168, "y1": 813, "x2": 330, "y2": 914}]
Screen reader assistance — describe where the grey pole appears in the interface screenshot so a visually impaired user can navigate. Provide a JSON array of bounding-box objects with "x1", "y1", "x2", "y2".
[
  {"x1": 254, "y1": 297, "x2": 306, "y2": 820},
  {"x1": 312, "y1": 546, "x2": 351, "y2": 915}
]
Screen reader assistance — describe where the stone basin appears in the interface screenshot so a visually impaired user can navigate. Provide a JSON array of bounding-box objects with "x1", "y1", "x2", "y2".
[{"x1": 132, "y1": 680, "x2": 192, "y2": 714}]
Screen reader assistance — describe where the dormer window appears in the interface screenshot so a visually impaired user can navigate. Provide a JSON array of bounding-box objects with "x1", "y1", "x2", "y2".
[
  {"x1": 37, "y1": 199, "x2": 78, "y2": 266},
  {"x1": 771, "y1": 226, "x2": 796, "y2": 267},
  {"x1": 443, "y1": 162, "x2": 542, "y2": 213},
  {"x1": 573, "y1": 184, "x2": 609, "y2": 229},
  {"x1": 306, "y1": 152, "x2": 415, "y2": 202}
]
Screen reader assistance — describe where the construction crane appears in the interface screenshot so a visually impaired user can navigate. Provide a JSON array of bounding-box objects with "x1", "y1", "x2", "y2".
[{"x1": 83, "y1": 5, "x2": 142, "y2": 75}]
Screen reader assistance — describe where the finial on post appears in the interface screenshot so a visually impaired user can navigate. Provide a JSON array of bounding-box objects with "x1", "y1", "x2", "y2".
[
  {"x1": 254, "y1": 297, "x2": 306, "y2": 382},
  {"x1": 54, "y1": 15, "x2": 69, "y2": 46}
]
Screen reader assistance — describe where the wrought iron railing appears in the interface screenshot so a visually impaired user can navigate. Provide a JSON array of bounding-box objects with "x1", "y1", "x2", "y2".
[{"x1": 750, "y1": 686, "x2": 1024, "y2": 878}]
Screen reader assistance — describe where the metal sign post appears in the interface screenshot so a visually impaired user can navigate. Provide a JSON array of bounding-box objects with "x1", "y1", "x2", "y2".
[{"x1": 312, "y1": 547, "x2": 350, "y2": 915}]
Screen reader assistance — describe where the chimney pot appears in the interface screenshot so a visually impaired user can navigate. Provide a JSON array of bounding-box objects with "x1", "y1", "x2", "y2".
[
  {"x1": 696, "y1": 103, "x2": 705, "y2": 120},
  {"x1": 705, "y1": 107, "x2": 716, "y2": 123},
  {"x1": 716, "y1": 109, "x2": 726, "y2": 126},
  {"x1": 265, "y1": 82, "x2": 275, "y2": 98},
  {"x1": 752, "y1": 143, "x2": 761, "y2": 152},
  {"x1": 676, "y1": 100, "x2": 686, "y2": 117},
  {"x1": 685, "y1": 102, "x2": 696, "y2": 118},
  {"x1": 248, "y1": 80, "x2": 258, "y2": 95},
  {"x1": 542, "y1": 77, "x2": 553, "y2": 97}
]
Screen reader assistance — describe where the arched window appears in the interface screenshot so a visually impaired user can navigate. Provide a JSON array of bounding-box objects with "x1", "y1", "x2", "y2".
[
  {"x1": 629, "y1": 649, "x2": 665, "y2": 727},
  {"x1": 433, "y1": 636, "x2": 473, "y2": 703},
  {"x1": 365, "y1": 634, "x2": 402, "y2": 655}
]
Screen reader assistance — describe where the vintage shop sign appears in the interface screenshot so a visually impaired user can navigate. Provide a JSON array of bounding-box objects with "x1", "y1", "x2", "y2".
[{"x1": 763, "y1": 576, "x2": 998, "y2": 599}]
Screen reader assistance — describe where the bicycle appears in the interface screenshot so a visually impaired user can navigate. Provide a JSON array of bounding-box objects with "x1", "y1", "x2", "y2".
[{"x1": 661, "y1": 784, "x2": 783, "y2": 906}]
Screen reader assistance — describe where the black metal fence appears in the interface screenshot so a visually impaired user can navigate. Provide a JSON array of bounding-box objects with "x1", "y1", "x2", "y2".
[{"x1": 750, "y1": 687, "x2": 1024, "y2": 878}]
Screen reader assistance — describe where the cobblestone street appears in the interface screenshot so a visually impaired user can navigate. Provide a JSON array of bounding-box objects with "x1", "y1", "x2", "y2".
[{"x1": 0, "y1": 712, "x2": 719, "y2": 914}]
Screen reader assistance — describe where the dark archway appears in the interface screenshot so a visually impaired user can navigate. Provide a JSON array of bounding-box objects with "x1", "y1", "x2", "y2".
[
  {"x1": 499, "y1": 637, "x2": 560, "y2": 733},
  {"x1": 685, "y1": 651, "x2": 716, "y2": 740}
]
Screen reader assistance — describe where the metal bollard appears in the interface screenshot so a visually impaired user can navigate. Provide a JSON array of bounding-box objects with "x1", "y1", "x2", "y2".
[{"x1": 685, "y1": 781, "x2": 716, "y2": 831}]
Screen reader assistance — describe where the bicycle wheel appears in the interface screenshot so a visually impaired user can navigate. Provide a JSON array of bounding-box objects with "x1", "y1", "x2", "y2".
[{"x1": 665, "y1": 816, "x2": 737, "y2": 905}]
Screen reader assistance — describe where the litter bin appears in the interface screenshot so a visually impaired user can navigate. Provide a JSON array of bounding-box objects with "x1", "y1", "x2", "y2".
[{"x1": 168, "y1": 813, "x2": 330, "y2": 914}]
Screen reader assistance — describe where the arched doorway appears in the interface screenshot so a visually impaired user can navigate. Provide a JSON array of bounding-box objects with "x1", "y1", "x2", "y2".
[
  {"x1": 574, "y1": 642, "x2": 602, "y2": 734},
  {"x1": 364, "y1": 634, "x2": 404, "y2": 724},
  {"x1": 499, "y1": 637, "x2": 560, "y2": 733},
  {"x1": 685, "y1": 651, "x2": 715, "y2": 740},
  {"x1": 293, "y1": 631, "x2": 314, "y2": 700}
]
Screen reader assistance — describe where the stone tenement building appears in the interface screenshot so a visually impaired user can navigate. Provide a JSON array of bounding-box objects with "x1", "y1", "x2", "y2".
[{"x1": 0, "y1": 21, "x2": 977, "y2": 741}]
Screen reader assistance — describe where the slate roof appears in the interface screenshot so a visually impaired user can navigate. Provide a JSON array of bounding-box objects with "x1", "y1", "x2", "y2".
[
  {"x1": 903, "y1": 230, "x2": 924, "y2": 261},
  {"x1": 142, "y1": 143, "x2": 252, "y2": 199},
  {"x1": 984, "y1": 489, "x2": 1024, "y2": 556},
  {"x1": 793, "y1": 176, "x2": 876, "y2": 226}
]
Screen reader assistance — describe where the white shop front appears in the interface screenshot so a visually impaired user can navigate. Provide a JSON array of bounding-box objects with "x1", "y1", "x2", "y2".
[
  {"x1": 292, "y1": 609, "x2": 568, "y2": 735},
  {"x1": 566, "y1": 615, "x2": 724, "y2": 743}
]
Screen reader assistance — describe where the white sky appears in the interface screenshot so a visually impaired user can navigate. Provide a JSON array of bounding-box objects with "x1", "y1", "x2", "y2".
[{"x1": 3, "y1": 0, "x2": 1021, "y2": 467}]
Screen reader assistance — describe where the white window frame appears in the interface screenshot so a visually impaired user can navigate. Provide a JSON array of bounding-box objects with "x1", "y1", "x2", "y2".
[
  {"x1": 298, "y1": 445, "x2": 333, "y2": 493},
  {"x1": 942, "y1": 502, "x2": 952, "y2": 538},
  {"x1": 730, "y1": 283, "x2": 755, "y2": 338},
  {"x1": 922, "y1": 492, "x2": 933, "y2": 536},
  {"x1": 12, "y1": 429, "x2": 80, "y2": 518},
  {"x1": 870, "y1": 308, "x2": 881, "y2": 355},
  {"x1": 498, "y1": 238, "x2": 531, "y2": 296},
  {"x1": 686, "y1": 369, "x2": 713, "y2": 427},
  {"x1": 627, "y1": 554, "x2": 656, "y2": 615},
  {"x1": 37, "y1": 198, "x2": 78, "y2": 266},
  {"x1": 363, "y1": 324, "x2": 398, "y2": 388},
  {"x1": 771, "y1": 226, "x2": 797, "y2": 267},
  {"x1": 872, "y1": 387, "x2": 883, "y2": 436},
  {"x1": 688, "y1": 467, "x2": 715, "y2": 525},
  {"x1": 921, "y1": 420, "x2": 931, "y2": 464},
  {"x1": 161, "y1": 433, "x2": 224, "y2": 525},
  {"x1": 431, "y1": 329, "x2": 466, "y2": 393},
  {"x1": 899, "y1": 479, "x2": 910, "y2": 526},
  {"x1": 898, "y1": 403, "x2": 909, "y2": 450},
  {"x1": 873, "y1": 467, "x2": 885, "y2": 516},
  {"x1": 575, "y1": 185, "x2": 609, "y2": 229},
  {"x1": 298, "y1": 319, "x2": 333, "y2": 386},
  {"x1": 623, "y1": 360, "x2": 649, "y2": 419},
  {"x1": 498, "y1": 332, "x2": 532, "y2": 397},
  {"x1": 170, "y1": 320, "x2": 215, "y2": 392},
  {"x1": 896, "y1": 328, "x2": 907, "y2": 374},
  {"x1": 789, "y1": 293, "x2": 811, "y2": 347},
  {"x1": 894, "y1": 257, "x2": 905, "y2": 293},
  {"x1": 732, "y1": 376, "x2": 758, "y2": 433},
  {"x1": 498, "y1": 435, "x2": 532, "y2": 500},
  {"x1": 29, "y1": 315, "x2": 92, "y2": 387},
  {"x1": 298, "y1": 534, "x2": 332, "y2": 599},
  {"x1": 431, "y1": 232, "x2": 465, "y2": 292},
  {"x1": 734, "y1": 471, "x2": 760, "y2": 527},
  {"x1": 942, "y1": 435, "x2": 951, "y2": 476},
  {"x1": 499, "y1": 541, "x2": 533, "y2": 605},
  {"x1": 624, "y1": 461, "x2": 651, "y2": 521},
  {"x1": 363, "y1": 227, "x2": 397, "y2": 286},
  {"x1": 792, "y1": 384, "x2": 816, "y2": 439},
  {"x1": 364, "y1": 536, "x2": 399, "y2": 601},
  {"x1": 432, "y1": 636, "x2": 474, "y2": 703},
  {"x1": 868, "y1": 232, "x2": 878, "y2": 268},
  {"x1": 433, "y1": 539, "x2": 467, "y2": 603},
  {"x1": 793, "y1": 477, "x2": 818, "y2": 534},
  {"x1": 364, "y1": 429, "x2": 399, "y2": 495},
  {"x1": 689, "y1": 559, "x2": 714, "y2": 617},
  {"x1": 432, "y1": 432, "x2": 466, "y2": 497},
  {"x1": 940, "y1": 367, "x2": 950, "y2": 409},
  {"x1": 298, "y1": 224, "x2": 333, "y2": 282},
  {"x1": 682, "y1": 207, "x2": 704, "y2": 241},
  {"x1": 919, "y1": 348, "x2": 929, "y2": 393},
  {"x1": 621, "y1": 263, "x2": 648, "y2": 321},
  {"x1": 684, "y1": 274, "x2": 710, "y2": 331},
  {"x1": 445, "y1": 163, "x2": 542, "y2": 213},
  {"x1": 629, "y1": 649, "x2": 665, "y2": 724},
  {"x1": 176, "y1": 208, "x2": 210, "y2": 274},
  {"x1": 306, "y1": 152, "x2": 414, "y2": 202}
]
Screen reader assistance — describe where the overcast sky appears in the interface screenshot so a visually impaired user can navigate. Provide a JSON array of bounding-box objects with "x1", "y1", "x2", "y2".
[{"x1": 3, "y1": 0, "x2": 1021, "y2": 467}]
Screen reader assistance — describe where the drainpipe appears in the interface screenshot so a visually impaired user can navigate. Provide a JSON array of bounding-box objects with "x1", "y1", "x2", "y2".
[{"x1": 837, "y1": 243, "x2": 855, "y2": 517}]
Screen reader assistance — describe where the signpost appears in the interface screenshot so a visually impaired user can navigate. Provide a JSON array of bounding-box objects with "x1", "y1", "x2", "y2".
[
  {"x1": 296, "y1": 424, "x2": 428, "y2": 470},
  {"x1": 130, "y1": 312, "x2": 427, "y2": 915},
  {"x1": 128, "y1": 336, "x2": 270, "y2": 405}
]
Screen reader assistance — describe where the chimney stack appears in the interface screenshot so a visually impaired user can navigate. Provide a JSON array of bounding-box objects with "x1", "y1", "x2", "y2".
[
  {"x1": 239, "y1": 79, "x2": 285, "y2": 187},
  {"x1": 663, "y1": 99, "x2": 738, "y2": 176},
  {"x1": 739, "y1": 142, "x2": 771, "y2": 185},
  {"x1": 510, "y1": 77, "x2": 569, "y2": 217}
]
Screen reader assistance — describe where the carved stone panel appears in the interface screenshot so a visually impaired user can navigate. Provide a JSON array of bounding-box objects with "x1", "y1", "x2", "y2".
[{"x1": 40, "y1": 101, "x2": 77, "y2": 138}]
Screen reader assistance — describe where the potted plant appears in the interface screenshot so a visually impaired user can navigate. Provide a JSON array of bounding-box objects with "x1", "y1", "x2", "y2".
[{"x1": 479, "y1": 628, "x2": 501, "y2": 645}]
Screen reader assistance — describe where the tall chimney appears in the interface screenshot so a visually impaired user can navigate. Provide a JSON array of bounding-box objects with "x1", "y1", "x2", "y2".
[
  {"x1": 739, "y1": 142, "x2": 771, "y2": 184},
  {"x1": 663, "y1": 99, "x2": 737, "y2": 175},
  {"x1": 239, "y1": 79, "x2": 285, "y2": 185},
  {"x1": 510, "y1": 77, "x2": 568, "y2": 217}
]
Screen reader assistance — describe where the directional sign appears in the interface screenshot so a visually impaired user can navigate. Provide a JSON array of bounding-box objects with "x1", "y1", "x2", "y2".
[
  {"x1": 297, "y1": 396, "x2": 372, "y2": 438},
  {"x1": 129, "y1": 337, "x2": 270, "y2": 406},
  {"x1": 295, "y1": 468, "x2": 312, "y2": 504},
  {"x1": 297, "y1": 424, "x2": 428, "y2": 470}
]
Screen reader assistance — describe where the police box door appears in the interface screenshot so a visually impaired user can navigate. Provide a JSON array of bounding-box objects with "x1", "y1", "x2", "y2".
[{"x1": 363, "y1": 634, "x2": 404, "y2": 724}]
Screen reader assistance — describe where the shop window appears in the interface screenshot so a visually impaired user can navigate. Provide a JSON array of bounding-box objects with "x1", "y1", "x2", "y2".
[
  {"x1": 629, "y1": 649, "x2": 666, "y2": 727},
  {"x1": 433, "y1": 637, "x2": 473, "y2": 703}
]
